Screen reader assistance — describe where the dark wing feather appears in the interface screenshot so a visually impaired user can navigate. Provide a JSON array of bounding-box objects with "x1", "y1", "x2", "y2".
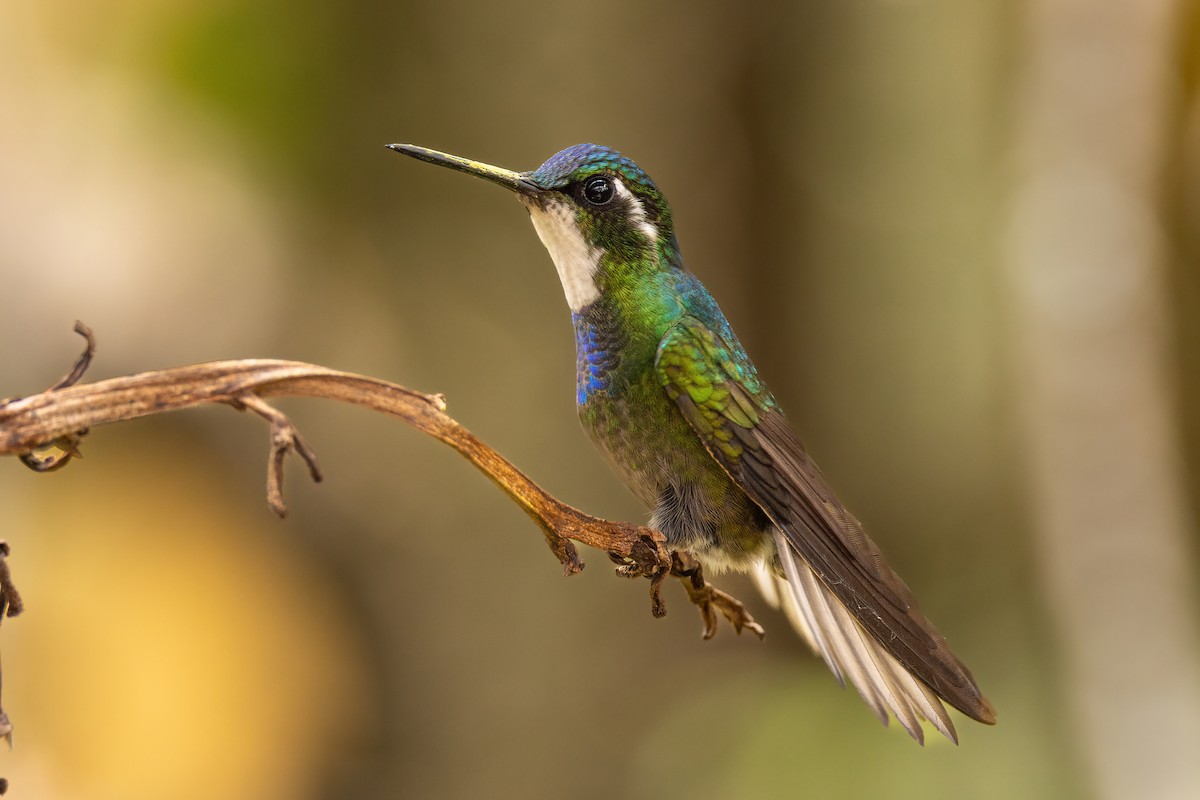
[{"x1": 656, "y1": 316, "x2": 995, "y2": 724}]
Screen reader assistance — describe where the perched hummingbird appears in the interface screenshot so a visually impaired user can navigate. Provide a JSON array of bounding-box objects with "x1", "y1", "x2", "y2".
[{"x1": 387, "y1": 142, "x2": 996, "y2": 743}]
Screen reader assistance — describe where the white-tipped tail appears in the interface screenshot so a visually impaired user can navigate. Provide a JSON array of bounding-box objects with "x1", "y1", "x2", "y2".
[{"x1": 766, "y1": 530, "x2": 957, "y2": 744}]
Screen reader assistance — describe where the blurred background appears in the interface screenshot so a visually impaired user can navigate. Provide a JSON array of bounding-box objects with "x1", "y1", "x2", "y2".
[{"x1": 1, "y1": 1, "x2": 1198, "y2": 798}]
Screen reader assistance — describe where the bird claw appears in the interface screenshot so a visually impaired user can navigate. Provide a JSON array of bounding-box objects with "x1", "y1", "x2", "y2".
[
  {"x1": 685, "y1": 581, "x2": 765, "y2": 640},
  {"x1": 614, "y1": 549, "x2": 763, "y2": 635},
  {"x1": 672, "y1": 554, "x2": 764, "y2": 640}
]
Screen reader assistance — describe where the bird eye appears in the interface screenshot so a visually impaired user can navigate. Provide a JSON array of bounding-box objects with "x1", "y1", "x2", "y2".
[{"x1": 582, "y1": 176, "x2": 614, "y2": 205}]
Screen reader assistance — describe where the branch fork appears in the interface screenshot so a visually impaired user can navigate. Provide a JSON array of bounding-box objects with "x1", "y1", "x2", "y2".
[{"x1": 232, "y1": 393, "x2": 322, "y2": 518}]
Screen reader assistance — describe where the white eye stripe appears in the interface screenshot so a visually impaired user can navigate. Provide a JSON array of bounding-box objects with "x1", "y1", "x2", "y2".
[{"x1": 612, "y1": 179, "x2": 659, "y2": 244}]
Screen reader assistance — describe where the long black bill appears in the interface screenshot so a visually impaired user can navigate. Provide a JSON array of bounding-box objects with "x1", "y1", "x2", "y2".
[{"x1": 386, "y1": 144, "x2": 541, "y2": 196}]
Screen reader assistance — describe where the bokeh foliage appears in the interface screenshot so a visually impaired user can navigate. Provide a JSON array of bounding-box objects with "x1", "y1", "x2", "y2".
[{"x1": 1, "y1": 1, "x2": 1196, "y2": 798}]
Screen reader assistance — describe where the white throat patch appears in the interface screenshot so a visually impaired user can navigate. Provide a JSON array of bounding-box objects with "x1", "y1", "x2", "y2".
[{"x1": 523, "y1": 196, "x2": 603, "y2": 311}]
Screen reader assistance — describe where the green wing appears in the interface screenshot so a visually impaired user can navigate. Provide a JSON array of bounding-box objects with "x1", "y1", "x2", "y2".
[{"x1": 656, "y1": 315, "x2": 994, "y2": 729}]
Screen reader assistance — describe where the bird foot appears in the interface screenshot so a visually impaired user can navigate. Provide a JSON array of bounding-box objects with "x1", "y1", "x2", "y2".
[{"x1": 672, "y1": 554, "x2": 765, "y2": 640}]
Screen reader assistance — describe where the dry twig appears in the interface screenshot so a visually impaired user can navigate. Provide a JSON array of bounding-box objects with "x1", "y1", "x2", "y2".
[
  {"x1": 0, "y1": 540, "x2": 22, "y2": 788},
  {"x1": 0, "y1": 325, "x2": 763, "y2": 632}
]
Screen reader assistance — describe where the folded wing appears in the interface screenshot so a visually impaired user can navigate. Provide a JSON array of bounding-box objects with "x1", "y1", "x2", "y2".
[{"x1": 657, "y1": 316, "x2": 995, "y2": 740}]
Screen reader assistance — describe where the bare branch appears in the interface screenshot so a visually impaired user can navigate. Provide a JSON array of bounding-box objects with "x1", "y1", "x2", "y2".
[
  {"x1": 0, "y1": 543, "x2": 23, "y2": 621},
  {"x1": 0, "y1": 328, "x2": 761, "y2": 636},
  {"x1": 16, "y1": 322, "x2": 95, "y2": 472},
  {"x1": 233, "y1": 393, "x2": 323, "y2": 518},
  {"x1": 0, "y1": 540, "x2": 22, "y2": 763},
  {"x1": 50, "y1": 321, "x2": 96, "y2": 391}
]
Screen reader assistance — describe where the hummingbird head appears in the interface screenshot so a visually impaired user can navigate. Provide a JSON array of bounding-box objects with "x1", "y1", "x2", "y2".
[{"x1": 388, "y1": 143, "x2": 677, "y2": 312}]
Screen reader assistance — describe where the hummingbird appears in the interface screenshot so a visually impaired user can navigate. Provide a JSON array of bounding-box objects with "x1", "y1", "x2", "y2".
[{"x1": 387, "y1": 142, "x2": 996, "y2": 743}]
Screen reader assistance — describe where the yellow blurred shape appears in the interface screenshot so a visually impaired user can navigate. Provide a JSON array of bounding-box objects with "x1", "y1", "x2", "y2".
[{"x1": 3, "y1": 436, "x2": 371, "y2": 800}]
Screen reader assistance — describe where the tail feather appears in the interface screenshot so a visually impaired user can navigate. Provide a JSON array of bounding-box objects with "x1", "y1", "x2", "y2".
[
  {"x1": 797, "y1": 560, "x2": 891, "y2": 725},
  {"x1": 765, "y1": 531, "x2": 959, "y2": 744},
  {"x1": 776, "y1": 531, "x2": 845, "y2": 687},
  {"x1": 751, "y1": 562, "x2": 822, "y2": 654},
  {"x1": 749, "y1": 561, "x2": 782, "y2": 610}
]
